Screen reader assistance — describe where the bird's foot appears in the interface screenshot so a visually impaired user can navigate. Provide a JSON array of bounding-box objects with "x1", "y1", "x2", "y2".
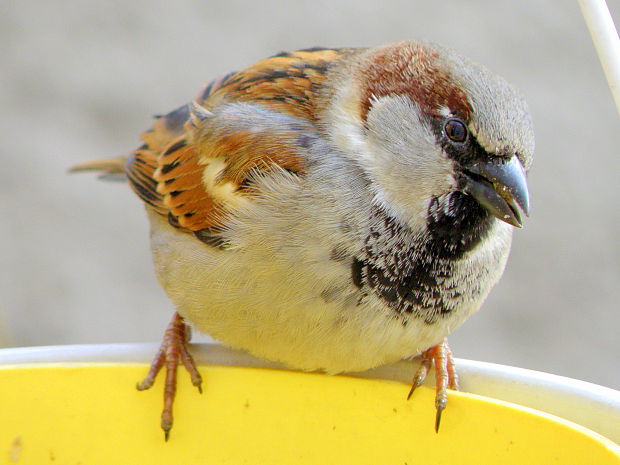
[
  {"x1": 407, "y1": 338, "x2": 459, "y2": 433},
  {"x1": 136, "y1": 312, "x2": 203, "y2": 441}
]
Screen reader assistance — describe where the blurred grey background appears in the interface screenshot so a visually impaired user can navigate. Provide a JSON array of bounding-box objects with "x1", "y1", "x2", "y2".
[{"x1": 1, "y1": 1, "x2": 618, "y2": 389}]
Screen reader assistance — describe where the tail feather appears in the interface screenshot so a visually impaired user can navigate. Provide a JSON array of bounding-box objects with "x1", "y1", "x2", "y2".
[{"x1": 69, "y1": 155, "x2": 128, "y2": 182}]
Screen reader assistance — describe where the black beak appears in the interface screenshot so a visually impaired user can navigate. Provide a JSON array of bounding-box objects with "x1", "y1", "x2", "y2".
[{"x1": 462, "y1": 157, "x2": 530, "y2": 228}]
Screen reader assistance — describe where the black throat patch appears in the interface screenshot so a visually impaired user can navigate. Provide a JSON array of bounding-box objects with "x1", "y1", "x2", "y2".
[{"x1": 351, "y1": 198, "x2": 493, "y2": 324}]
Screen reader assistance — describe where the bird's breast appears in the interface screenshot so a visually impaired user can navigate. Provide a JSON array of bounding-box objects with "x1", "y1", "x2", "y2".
[
  {"x1": 349, "y1": 208, "x2": 511, "y2": 327},
  {"x1": 146, "y1": 161, "x2": 513, "y2": 374}
]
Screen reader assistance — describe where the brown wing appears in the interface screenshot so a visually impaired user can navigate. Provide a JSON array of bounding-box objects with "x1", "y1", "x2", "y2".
[
  {"x1": 125, "y1": 47, "x2": 356, "y2": 238},
  {"x1": 196, "y1": 47, "x2": 357, "y2": 121}
]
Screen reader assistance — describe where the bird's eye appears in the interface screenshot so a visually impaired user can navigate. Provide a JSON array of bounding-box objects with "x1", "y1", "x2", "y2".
[{"x1": 445, "y1": 119, "x2": 468, "y2": 143}]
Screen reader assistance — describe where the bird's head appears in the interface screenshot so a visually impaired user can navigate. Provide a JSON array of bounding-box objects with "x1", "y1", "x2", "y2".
[{"x1": 325, "y1": 41, "x2": 534, "y2": 232}]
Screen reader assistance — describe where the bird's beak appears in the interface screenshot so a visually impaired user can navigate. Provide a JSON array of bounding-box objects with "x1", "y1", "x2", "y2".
[{"x1": 463, "y1": 156, "x2": 530, "y2": 228}]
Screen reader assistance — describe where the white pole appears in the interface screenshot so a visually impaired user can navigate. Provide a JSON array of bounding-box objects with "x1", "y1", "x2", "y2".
[{"x1": 578, "y1": 0, "x2": 620, "y2": 114}]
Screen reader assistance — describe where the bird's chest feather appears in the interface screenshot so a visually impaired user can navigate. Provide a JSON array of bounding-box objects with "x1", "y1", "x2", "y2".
[
  {"x1": 148, "y1": 183, "x2": 512, "y2": 373},
  {"x1": 351, "y1": 196, "x2": 504, "y2": 325}
]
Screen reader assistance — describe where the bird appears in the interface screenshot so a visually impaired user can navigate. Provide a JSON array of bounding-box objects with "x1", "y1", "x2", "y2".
[{"x1": 71, "y1": 40, "x2": 533, "y2": 440}]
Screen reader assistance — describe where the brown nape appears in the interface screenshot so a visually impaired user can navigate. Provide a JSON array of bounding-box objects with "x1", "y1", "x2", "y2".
[{"x1": 358, "y1": 42, "x2": 472, "y2": 123}]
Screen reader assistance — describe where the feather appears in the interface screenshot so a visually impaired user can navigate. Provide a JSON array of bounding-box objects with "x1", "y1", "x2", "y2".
[{"x1": 73, "y1": 47, "x2": 358, "y2": 233}]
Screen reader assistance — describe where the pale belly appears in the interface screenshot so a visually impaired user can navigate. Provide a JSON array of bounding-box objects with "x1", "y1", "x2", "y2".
[{"x1": 147, "y1": 209, "x2": 509, "y2": 373}]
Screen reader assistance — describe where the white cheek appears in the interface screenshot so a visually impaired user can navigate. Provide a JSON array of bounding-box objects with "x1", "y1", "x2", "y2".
[
  {"x1": 324, "y1": 92, "x2": 461, "y2": 230},
  {"x1": 366, "y1": 138, "x2": 457, "y2": 228}
]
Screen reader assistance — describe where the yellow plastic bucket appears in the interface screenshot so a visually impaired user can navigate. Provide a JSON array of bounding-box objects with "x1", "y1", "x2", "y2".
[{"x1": 0, "y1": 348, "x2": 618, "y2": 464}]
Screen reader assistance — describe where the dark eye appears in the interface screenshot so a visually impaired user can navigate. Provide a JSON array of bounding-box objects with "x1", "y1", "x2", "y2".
[{"x1": 445, "y1": 119, "x2": 468, "y2": 143}]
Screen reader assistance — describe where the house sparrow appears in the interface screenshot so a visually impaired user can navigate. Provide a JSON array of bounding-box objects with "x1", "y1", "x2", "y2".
[{"x1": 72, "y1": 40, "x2": 533, "y2": 439}]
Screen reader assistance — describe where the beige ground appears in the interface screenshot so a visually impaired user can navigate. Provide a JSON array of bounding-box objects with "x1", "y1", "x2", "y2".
[{"x1": 1, "y1": 1, "x2": 618, "y2": 389}]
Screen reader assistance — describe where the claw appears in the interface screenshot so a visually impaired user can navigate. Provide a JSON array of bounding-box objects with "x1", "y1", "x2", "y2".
[
  {"x1": 434, "y1": 394, "x2": 448, "y2": 433},
  {"x1": 435, "y1": 403, "x2": 444, "y2": 433},
  {"x1": 407, "y1": 338, "x2": 459, "y2": 433},
  {"x1": 137, "y1": 312, "x2": 203, "y2": 440},
  {"x1": 407, "y1": 357, "x2": 431, "y2": 400}
]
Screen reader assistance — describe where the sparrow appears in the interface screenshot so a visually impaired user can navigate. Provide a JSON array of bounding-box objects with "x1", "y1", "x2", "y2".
[{"x1": 71, "y1": 40, "x2": 533, "y2": 440}]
